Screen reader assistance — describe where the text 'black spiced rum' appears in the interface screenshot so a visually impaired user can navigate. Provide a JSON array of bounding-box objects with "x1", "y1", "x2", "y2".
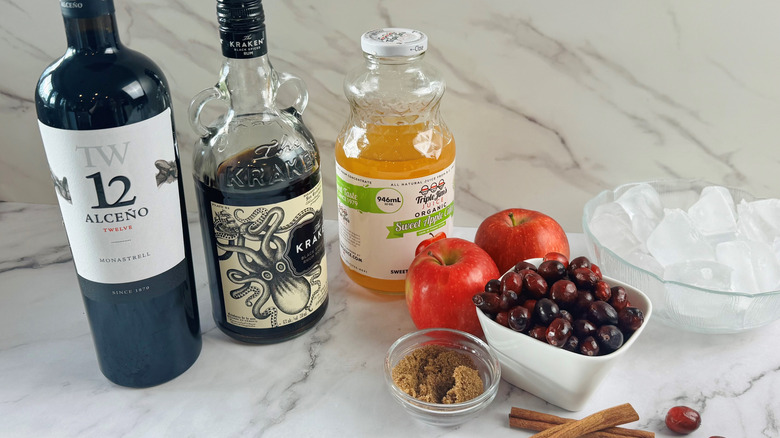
[{"x1": 190, "y1": 0, "x2": 328, "y2": 343}]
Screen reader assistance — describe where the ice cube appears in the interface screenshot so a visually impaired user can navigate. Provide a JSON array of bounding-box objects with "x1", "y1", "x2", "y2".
[
  {"x1": 736, "y1": 198, "x2": 780, "y2": 244},
  {"x1": 646, "y1": 208, "x2": 715, "y2": 266},
  {"x1": 774, "y1": 237, "x2": 780, "y2": 264},
  {"x1": 747, "y1": 240, "x2": 780, "y2": 292},
  {"x1": 687, "y1": 186, "x2": 737, "y2": 237},
  {"x1": 623, "y1": 250, "x2": 664, "y2": 277},
  {"x1": 588, "y1": 202, "x2": 642, "y2": 257},
  {"x1": 715, "y1": 240, "x2": 761, "y2": 293},
  {"x1": 663, "y1": 260, "x2": 733, "y2": 291},
  {"x1": 615, "y1": 183, "x2": 663, "y2": 242}
]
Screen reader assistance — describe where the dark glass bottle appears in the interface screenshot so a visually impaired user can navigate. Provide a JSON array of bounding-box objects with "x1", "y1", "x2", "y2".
[
  {"x1": 34, "y1": 0, "x2": 201, "y2": 387},
  {"x1": 190, "y1": 0, "x2": 328, "y2": 344}
]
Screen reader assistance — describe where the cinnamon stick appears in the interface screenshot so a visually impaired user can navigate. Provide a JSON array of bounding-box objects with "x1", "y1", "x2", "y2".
[
  {"x1": 509, "y1": 407, "x2": 654, "y2": 438},
  {"x1": 527, "y1": 403, "x2": 640, "y2": 438}
]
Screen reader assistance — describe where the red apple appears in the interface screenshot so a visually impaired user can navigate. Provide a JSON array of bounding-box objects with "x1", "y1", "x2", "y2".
[
  {"x1": 405, "y1": 237, "x2": 500, "y2": 337},
  {"x1": 474, "y1": 208, "x2": 569, "y2": 273},
  {"x1": 414, "y1": 231, "x2": 447, "y2": 256}
]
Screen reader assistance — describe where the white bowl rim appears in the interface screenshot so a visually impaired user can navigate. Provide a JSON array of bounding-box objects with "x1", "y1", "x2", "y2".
[{"x1": 583, "y1": 179, "x2": 780, "y2": 298}]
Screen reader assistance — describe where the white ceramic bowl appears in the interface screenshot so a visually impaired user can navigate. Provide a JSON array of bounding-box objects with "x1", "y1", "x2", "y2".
[
  {"x1": 583, "y1": 179, "x2": 780, "y2": 333},
  {"x1": 384, "y1": 328, "x2": 501, "y2": 427},
  {"x1": 477, "y1": 259, "x2": 652, "y2": 411}
]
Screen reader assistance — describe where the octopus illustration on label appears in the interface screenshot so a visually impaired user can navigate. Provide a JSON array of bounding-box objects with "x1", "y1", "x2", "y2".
[{"x1": 209, "y1": 182, "x2": 327, "y2": 330}]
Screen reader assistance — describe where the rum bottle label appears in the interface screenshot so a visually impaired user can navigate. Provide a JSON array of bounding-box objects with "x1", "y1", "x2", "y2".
[{"x1": 208, "y1": 180, "x2": 328, "y2": 329}]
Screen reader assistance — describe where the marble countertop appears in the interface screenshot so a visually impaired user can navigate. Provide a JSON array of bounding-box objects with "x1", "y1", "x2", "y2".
[{"x1": 1, "y1": 202, "x2": 778, "y2": 437}]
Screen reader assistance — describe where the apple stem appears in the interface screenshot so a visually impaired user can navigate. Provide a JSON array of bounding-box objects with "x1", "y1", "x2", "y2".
[
  {"x1": 427, "y1": 250, "x2": 446, "y2": 266},
  {"x1": 508, "y1": 211, "x2": 528, "y2": 226}
]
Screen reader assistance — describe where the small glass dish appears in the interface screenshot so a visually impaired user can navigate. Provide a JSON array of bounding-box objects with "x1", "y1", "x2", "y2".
[
  {"x1": 477, "y1": 259, "x2": 653, "y2": 411},
  {"x1": 583, "y1": 179, "x2": 780, "y2": 333},
  {"x1": 384, "y1": 328, "x2": 501, "y2": 427}
]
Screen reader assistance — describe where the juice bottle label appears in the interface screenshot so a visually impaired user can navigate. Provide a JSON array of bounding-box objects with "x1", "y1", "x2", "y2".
[
  {"x1": 336, "y1": 162, "x2": 455, "y2": 280},
  {"x1": 37, "y1": 109, "x2": 185, "y2": 287},
  {"x1": 207, "y1": 180, "x2": 328, "y2": 329}
]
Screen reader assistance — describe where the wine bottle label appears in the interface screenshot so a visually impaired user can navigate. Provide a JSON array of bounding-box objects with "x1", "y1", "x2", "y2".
[
  {"x1": 335, "y1": 162, "x2": 455, "y2": 280},
  {"x1": 38, "y1": 109, "x2": 186, "y2": 292},
  {"x1": 208, "y1": 180, "x2": 328, "y2": 329},
  {"x1": 60, "y1": 0, "x2": 114, "y2": 19}
]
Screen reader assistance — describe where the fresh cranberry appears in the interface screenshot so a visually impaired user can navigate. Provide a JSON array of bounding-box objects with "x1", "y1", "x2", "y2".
[
  {"x1": 543, "y1": 251, "x2": 569, "y2": 268},
  {"x1": 594, "y1": 280, "x2": 611, "y2": 301},
  {"x1": 665, "y1": 406, "x2": 701, "y2": 434},
  {"x1": 590, "y1": 263, "x2": 602, "y2": 279}
]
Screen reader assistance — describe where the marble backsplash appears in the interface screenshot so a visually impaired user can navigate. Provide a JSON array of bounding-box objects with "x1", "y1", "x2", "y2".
[{"x1": 2, "y1": 0, "x2": 779, "y2": 231}]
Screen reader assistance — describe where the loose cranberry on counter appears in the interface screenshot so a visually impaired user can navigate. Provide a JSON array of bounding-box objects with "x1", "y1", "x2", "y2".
[{"x1": 665, "y1": 406, "x2": 702, "y2": 434}]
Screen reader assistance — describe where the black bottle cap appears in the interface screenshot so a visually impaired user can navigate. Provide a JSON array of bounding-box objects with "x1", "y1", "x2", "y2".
[
  {"x1": 217, "y1": 0, "x2": 265, "y2": 32},
  {"x1": 60, "y1": 0, "x2": 115, "y2": 19},
  {"x1": 217, "y1": 0, "x2": 267, "y2": 58}
]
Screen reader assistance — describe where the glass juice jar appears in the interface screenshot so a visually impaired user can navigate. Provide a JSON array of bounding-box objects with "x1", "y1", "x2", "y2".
[{"x1": 335, "y1": 28, "x2": 456, "y2": 294}]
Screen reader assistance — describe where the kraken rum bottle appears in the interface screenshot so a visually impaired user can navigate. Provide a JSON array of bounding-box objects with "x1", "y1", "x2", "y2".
[
  {"x1": 190, "y1": 0, "x2": 328, "y2": 343},
  {"x1": 34, "y1": 0, "x2": 201, "y2": 387}
]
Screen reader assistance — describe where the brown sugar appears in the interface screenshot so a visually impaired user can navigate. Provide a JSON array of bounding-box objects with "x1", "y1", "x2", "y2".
[{"x1": 391, "y1": 344, "x2": 484, "y2": 404}]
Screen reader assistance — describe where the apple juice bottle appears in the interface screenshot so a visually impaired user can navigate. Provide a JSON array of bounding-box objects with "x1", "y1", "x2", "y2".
[{"x1": 335, "y1": 28, "x2": 456, "y2": 294}]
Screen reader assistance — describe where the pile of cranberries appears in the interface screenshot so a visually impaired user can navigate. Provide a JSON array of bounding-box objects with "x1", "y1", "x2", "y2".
[{"x1": 473, "y1": 253, "x2": 644, "y2": 356}]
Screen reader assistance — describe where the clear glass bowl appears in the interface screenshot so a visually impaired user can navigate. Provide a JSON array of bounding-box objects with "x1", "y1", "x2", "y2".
[
  {"x1": 384, "y1": 328, "x2": 500, "y2": 427},
  {"x1": 583, "y1": 179, "x2": 780, "y2": 333}
]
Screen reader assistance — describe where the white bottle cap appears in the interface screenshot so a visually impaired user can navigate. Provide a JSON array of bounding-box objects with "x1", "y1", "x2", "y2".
[{"x1": 360, "y1": 28, "x2": 428, "y2": 57}]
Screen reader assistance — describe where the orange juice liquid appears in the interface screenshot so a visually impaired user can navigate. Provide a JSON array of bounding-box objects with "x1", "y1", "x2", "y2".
[{"x1": 335, "y1": 122, "x2": 456, "y2": 293}]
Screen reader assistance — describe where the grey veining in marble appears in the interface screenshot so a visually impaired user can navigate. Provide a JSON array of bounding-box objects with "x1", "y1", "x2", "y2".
[
  {"x1": 1, "y1": 202, "x2": 778, "y2": 437},
  {"x1": 2, "y1": 1, "x2": 780, "y2": 233}
]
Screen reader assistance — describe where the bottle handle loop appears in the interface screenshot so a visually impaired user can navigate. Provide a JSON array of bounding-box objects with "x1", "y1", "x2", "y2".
[
  {"x1": 276, "y1": 72, "x2": 308, "y2": 117},
  {"x1": 188, "y1": 87, "x2": 225, "y2": 138}
]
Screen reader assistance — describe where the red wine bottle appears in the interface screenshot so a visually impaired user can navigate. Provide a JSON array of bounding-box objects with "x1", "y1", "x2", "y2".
[{"x1": 34, "y1": 0, "x2": 201, "y2": 387}]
